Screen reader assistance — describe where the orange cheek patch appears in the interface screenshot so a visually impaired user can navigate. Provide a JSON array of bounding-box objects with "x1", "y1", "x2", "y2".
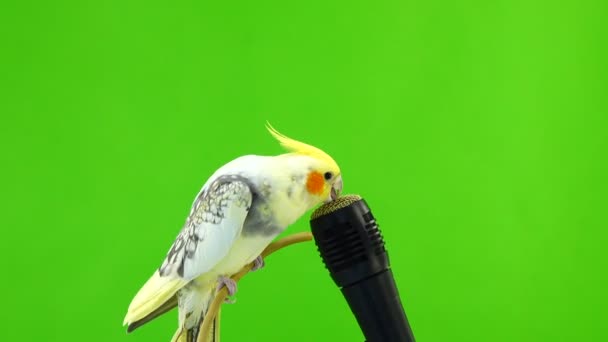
[{"x1": 306, "y1": 171, "x2": 325, "y2": 195}]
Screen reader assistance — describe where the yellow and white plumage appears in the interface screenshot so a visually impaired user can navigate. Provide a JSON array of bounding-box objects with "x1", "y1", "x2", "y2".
[{"x1": 124, "y1": 124, "x2": 343, "y2": 342}]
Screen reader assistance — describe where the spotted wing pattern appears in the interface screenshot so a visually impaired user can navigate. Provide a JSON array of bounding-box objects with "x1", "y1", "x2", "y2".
[{"x1": 158, "y1": 175, "x2": 253, "y2": 280}]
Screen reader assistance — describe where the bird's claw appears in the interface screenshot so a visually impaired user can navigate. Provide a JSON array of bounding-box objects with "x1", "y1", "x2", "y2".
[
  {"x1": 216, "y1": 276, "x2": 238, "y2": 304},
  {"x1": 214, "y1": 256, "x2": 263, "y2": 305},
  {"x1": 251, "y1": 255, "x2": 265, "y2": 272}
]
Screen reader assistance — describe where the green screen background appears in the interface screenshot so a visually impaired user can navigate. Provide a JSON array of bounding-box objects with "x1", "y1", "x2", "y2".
[{"x1": 2, "y1": 0, "x2": 606, "y2": 341}]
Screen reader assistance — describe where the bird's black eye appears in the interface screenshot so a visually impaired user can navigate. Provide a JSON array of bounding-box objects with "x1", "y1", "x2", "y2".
[{"x1": 324, "y1": 172, "x2": 333, "y2": 180}]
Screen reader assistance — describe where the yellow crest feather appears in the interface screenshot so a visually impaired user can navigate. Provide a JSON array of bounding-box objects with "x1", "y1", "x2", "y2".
[{"x1": 266, "y1": 122, "x2": 339, "y2": 171}]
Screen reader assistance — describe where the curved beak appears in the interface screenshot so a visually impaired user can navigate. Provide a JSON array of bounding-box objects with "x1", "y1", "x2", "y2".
[{"x1": 327, "y1": 175, "x2": 343, "y2": 202}]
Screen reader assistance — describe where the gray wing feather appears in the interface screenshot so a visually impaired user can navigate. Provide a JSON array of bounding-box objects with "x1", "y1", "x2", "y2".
[{"x1": 158, "y1": 175, "x2": 253, "y2": 280}]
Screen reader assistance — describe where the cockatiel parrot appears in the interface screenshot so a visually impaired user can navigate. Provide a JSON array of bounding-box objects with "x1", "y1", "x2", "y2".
[{"x1": 123, "y1": 124, "x2": 343, "y2": 342}]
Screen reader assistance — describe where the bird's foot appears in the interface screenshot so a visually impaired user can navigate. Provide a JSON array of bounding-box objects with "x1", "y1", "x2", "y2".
[
  {"x1": 216, "y1": 276, "x2": 238, "y2": 304},
  {"x1": 250, "y1": 255, "x2": 265, "y2": 272}
]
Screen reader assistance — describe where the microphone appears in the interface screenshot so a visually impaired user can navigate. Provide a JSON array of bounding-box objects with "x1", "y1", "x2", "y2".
[{"x1": 310, "y1": 195, "x2": 415, "y2": 342}]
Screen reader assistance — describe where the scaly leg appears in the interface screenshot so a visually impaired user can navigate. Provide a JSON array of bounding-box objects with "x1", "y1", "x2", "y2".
[
  {"x1": 216, "y1": 276, "x2": 238, "y2": 304},
  {"x1": 251, "y1": 255, "x2": 265, "y2": 272}
]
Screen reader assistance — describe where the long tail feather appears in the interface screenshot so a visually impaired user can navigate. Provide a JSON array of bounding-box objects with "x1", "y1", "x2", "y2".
[{"x1": 127, "y1": 295, "x2": 178, "y2": 333}]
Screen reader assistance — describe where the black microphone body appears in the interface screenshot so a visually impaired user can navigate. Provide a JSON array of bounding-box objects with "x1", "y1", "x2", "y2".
[{"x1": 310, "y1": 195, "x2": 415, "y2": 342}]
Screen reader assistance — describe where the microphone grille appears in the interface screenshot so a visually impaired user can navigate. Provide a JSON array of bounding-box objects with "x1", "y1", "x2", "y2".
[{"x1": 311, "y1": 194, "x2": 362, "y2": 219}]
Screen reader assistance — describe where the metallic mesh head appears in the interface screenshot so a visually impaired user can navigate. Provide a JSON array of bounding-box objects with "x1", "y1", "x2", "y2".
[{"x1": 311, "y1": 194, "x2": 362, "y2": 220}]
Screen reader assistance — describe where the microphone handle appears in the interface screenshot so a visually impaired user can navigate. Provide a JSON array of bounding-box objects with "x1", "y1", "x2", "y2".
[{"x1": 341, "y1": 269, "x2": 415, "y2": 342}]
